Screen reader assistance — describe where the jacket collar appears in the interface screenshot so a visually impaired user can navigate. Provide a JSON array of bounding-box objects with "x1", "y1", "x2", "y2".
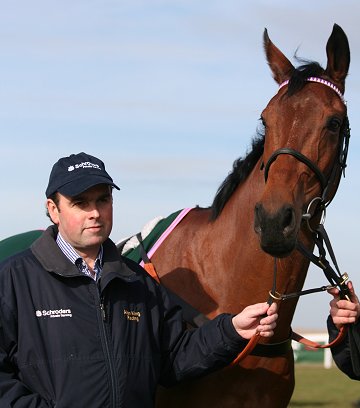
[{"x1": 31, "y1": 225, "x2": 138, "y2": 283}]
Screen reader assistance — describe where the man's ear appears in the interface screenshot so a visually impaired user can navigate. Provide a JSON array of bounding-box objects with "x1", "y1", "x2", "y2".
[{"x1": 46, "y1": 198, "x2": 60, "y2": 225}]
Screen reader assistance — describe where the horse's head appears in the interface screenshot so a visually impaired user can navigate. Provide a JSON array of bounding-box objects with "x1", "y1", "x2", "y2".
[{"x1": 254, "y1": 24, "x2": 350, "y2": 257}]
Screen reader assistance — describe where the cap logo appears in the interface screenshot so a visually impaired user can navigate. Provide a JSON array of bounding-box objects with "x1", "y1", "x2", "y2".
[{"x1": 67, "y1": 161, "x2": 102, "y2": 172}]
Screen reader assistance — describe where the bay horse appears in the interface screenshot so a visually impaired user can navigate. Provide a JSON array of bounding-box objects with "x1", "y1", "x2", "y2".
[{"x1": 151, "y1": 24, "x2": 350, "y2": 408}]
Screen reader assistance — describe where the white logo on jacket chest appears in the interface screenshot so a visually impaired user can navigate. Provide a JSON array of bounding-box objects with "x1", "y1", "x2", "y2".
[{"x1": 35, "y1": 308, "x2": 73, "y2": 318}]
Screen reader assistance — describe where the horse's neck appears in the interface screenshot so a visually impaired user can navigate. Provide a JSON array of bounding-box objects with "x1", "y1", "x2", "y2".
[{"x1": 153, "y1": 166, "x2": 313, "y2": 341}]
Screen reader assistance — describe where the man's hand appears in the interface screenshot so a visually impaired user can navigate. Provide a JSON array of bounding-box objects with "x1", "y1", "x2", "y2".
[
  {"x1": 328, "y1": 281, "x2": 360, "y2": 330},
  {"x1": 232, "y1": 302, "x2": 278, "y2": 340}
]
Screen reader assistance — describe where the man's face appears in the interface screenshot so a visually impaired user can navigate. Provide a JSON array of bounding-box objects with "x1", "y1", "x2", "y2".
[{"x1": 47, "y1": 184, "x2": 113, "y2": 257}]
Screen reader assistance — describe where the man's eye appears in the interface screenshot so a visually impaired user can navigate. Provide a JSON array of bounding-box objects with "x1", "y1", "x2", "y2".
[{"x1": 99, "y1": 195, "x2": 111, "y2": 203}]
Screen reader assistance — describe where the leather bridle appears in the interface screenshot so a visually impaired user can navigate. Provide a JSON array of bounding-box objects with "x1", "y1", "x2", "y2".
[
  {"x1": 231, "y1": 78, "x2": 352, "y2": 363},
  {"x1": 263, "y1": 113, "x2": 351, "y2": 301},
  {"x1": 262, "y1": 77, "x2": 351, "y2": 300}
]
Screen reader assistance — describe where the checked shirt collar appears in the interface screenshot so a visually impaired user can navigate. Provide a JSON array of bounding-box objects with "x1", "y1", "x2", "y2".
[{"x1": 56, "y1": 232, "x2": 103, "y2": 281}]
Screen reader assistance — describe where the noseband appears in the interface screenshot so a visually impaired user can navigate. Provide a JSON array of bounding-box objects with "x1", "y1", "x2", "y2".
[
  {"x1": 264, "y1": 148, "x2": 327, "y2": 191},
  {"x1": 263, "y1": 77, "x2": 351, "y2": 207}
]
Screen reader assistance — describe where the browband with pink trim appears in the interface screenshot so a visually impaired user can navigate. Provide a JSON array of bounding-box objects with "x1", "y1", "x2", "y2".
[{"x1": 278, "y1": 77, "x2": 346, "y2": 104}]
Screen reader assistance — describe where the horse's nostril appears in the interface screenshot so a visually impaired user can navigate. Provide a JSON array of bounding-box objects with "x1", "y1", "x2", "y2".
[
  {"x1": 282, "y1": 207, "x2": 296, "y2": 236},
  {"x1": 283, "y1": 208, "x2": 292, "y2": 225},
  {"x1": 254, "y1": 203, "x2": 263, "y2": 233}
]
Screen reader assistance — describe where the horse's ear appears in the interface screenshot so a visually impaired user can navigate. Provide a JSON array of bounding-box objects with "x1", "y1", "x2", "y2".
[
  {"x1": 263, "y1": 28, "x2": 294, "y2": 85},
  {"x1": 325, "y1": 24, "x2": 350, "y2": 92}
]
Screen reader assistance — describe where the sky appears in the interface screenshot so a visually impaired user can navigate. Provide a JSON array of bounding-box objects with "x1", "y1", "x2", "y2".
[{"x1": 1, "y1": 0, "x2": 359, "y2": 330}]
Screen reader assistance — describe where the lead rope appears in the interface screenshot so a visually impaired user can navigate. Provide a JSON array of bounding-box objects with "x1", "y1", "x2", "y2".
[
  {"x1": 231, "y1": 245, "x2": 349, "y2": 366},
  {"x1": 229, "y1": 258, "x2": 280, "y2": 366}
]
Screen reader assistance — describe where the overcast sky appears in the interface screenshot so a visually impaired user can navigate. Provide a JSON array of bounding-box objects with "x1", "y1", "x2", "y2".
[{"x1": 1, "y1": 0, "x2": 359, "y2": 330}]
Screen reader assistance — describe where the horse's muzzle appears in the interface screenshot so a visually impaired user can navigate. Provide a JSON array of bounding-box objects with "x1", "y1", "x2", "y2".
[{"x1": 254, "y1": 203, "x2": 298, "y2": 257}]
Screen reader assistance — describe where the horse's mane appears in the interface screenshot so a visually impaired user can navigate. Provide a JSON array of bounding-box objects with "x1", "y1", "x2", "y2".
[
  {"x1": 210, "y1": 134, "x2": 265, "y2": 220},
  {"x1": 210, "y1": 60, "x2": 325, "y2": 221}
]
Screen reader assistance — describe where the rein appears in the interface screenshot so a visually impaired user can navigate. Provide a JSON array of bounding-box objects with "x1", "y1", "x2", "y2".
[
  {"x1": 266, "y1": 225, "x2": 350, "y2": 349},
  {"x1": 268, "y1": 226, "x2": 350, "y2": 303}
]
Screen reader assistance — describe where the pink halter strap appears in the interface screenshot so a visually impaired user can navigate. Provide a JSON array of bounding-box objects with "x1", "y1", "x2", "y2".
[{"x1": 278, "y1": 77, "x2": 346, "y2": 104}]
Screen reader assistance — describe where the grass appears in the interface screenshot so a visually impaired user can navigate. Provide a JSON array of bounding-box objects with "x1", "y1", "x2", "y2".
[{"x1": 289, "y1": 365, "x2": 360, "y2": 407}]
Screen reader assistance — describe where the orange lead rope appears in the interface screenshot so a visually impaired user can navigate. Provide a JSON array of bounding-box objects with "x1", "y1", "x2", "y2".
[
  {"x1": 229, "y1": 259, "x2": 279, "y2": 367},
  {"x1": 228, "y1": 317, "x2": 348, "y2": 367},
  {"x1": 229, "y1": 333, "x2": 262, "y2": 367},
  {"x1": 228, "y1": 324, "x2": 348, "y2": 367},
  {"x1": 291, "y1": 324, "x2": 348, "y2": 349}
]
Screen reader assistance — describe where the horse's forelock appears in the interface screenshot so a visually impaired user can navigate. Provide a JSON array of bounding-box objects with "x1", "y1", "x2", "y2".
[{"x1": 287, "y1": 61, "x2": 324, "y2": 96}]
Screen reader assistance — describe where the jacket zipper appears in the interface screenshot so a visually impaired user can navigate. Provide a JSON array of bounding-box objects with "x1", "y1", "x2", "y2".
[{"x1": 96, "y1": 288, "x2": 118, "y2": 407}]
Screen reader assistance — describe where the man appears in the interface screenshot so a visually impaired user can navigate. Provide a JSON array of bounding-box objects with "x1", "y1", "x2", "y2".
[{"x1": 0, "y1": 152, "x2": 278, "y2": 408}]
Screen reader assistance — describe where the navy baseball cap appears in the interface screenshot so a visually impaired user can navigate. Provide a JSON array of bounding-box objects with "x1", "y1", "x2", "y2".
[{"x1": 46, "y1": 152, "x2": 120, "y2": 198}]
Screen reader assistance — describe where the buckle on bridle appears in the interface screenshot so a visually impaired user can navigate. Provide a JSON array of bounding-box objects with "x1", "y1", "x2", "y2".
[
  {"x1": 302, "y1": 196, "x2": 326, "y2": 233},
  {"x1": 268, "y1": 290, "x2": 283, "y2": 301},
  {"x1": 340, "y1": 272, "x2": 349, "y2": 286}
]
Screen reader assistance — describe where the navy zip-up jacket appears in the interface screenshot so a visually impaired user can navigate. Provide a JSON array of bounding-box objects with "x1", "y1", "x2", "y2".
[
  {"x1": 0, "y1": 226, "x2": 245, "y2": 408},
  {"x1": 328, "y1": 316, "x2": 360, "y2": 380}
]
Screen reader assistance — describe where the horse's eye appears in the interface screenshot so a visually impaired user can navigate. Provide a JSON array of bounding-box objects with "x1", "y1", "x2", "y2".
[
  {"x1": 257, "y1": 117, "x2": 266, "y2": 137},
  {"x1": 327, "y1": 117, "x2": 341, "y2": 132}
]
